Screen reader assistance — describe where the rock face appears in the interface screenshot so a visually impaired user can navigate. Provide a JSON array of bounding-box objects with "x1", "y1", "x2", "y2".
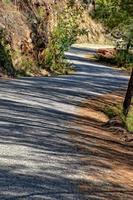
[{"x1": 0, "y1": 0, "x2": 108, "y2": 76}]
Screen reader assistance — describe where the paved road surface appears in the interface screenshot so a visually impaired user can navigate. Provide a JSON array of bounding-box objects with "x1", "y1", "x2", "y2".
[{"x1": 0, "y1": 45, "x2": 130, "y2": 199}]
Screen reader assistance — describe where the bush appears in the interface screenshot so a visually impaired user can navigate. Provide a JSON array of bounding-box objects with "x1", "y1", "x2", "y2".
[
  {"x1": 115, "y1": 50, "x2": 133, "y2": 69},
  {"x1": 0, "y1": 28, "x2": 16, "y2": 76},
  {"x1": 41, "y1": 3, "x2": 84, "y2": 75},
  {"x1": 104, "y1": 104, "x2": 133, "y2": 132}
]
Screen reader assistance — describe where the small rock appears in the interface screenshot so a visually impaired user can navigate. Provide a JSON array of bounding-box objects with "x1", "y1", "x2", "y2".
[{"x1": 40, "y1": 69, "x2": 50, "y2": 77}]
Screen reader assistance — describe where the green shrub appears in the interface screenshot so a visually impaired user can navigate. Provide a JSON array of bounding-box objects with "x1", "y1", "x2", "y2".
[
  {"x1": 104, "y1": 105, "x2": 118, "y2": 118},
  {"x1": 0, "y1": 28, "x2": 15, "y2": 76},
  {"x1": 93, "y1": 0, "x2": 130, "y2": 29},
  {"x1": 17, "y1": 56, "x2": 38, "y2": 76},
  {"x1": 104, "y1": 104, "x2": 133, "y2": 132},
  {"x1": 41, "y1": 3, "x2": 84, "y2": 75},
  {"x1": 93, "y1": 0, "x2": 133, "y2": 69},
  {"x1": 127, "y1": 106, "x2": 133, "y2": 132},
  {"x1": 115, "y1": 50, "x2": 133, "y2": 69}
]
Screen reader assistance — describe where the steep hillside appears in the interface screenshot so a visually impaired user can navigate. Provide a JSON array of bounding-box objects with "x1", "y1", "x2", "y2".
[
  {"x1": 0, "y1": 0, "x2": 109, "y2": 77},
  {"x1": 77, "y1": 10, "x2": 109, "y2": 44}
]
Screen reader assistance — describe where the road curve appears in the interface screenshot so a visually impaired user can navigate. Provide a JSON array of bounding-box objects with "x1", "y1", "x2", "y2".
[{"x1": 0, "y1": 45, "x2": 129, "y2": 199}]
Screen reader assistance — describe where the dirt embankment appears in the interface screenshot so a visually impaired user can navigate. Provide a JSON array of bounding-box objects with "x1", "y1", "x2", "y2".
[
  {"x1": 0, "y1": 1, "x2": 54, "y2": 77},
  {"x1": 0, "y1": 0, "x2": 108, "y2": 77}
]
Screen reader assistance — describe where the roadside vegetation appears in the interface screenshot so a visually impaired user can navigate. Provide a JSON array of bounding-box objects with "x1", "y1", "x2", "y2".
[
  {"x1": 0, "y1": 28, "x2": 16, "y2": 77},
  {"x1": 0, "y1": 0, "x2": 132, "y2": 133},
  {"x1": 42, "y1": 2, "x2": 85, "y2": 75},
  {"x1": 1, "y1": 1, "x2": 79, "y2": 76},
  {"x1": 93, "y1": 0, "x2": 133, "y2": 132},
  {"x1": 104, "y1": 103, "x2": 133, "y2": 133},
  {"x1": 0, "y1": 0, "x2": 107, "y2": 77}
]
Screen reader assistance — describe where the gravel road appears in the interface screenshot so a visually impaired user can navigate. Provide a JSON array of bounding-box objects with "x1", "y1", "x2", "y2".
[{"x1": 0, "y1": 45, "x2": 129, "y2": 199}]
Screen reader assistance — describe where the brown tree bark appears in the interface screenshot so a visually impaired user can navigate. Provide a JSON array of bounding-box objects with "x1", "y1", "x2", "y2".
[{"x1": 123, "y1": 68, "x2": 133, "y2": 116}]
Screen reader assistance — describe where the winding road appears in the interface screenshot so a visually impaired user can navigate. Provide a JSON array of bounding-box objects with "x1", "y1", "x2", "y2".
[{"x1": 0, "y1": 45, "x2": 132, "y2": 200}]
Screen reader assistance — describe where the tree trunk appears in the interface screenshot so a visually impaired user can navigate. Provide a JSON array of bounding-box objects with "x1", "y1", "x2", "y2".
[
  {"x1": 92, "y1": 0, "x2": 96, "y2": 11},
  {"x1": 123, "y1": 68, "x2": 133, "y2": 116},
  {"x1": 126, "y1": 39, "x2": 131, "y2": 53}
]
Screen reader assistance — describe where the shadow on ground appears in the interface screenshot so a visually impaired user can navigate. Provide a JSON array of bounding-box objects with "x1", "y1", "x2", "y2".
[
  {"x1": 70, "y1": 92, "x2": 133, "y2": 199},
  {"x1": 0, "y1": 47, "x2": 131, "y2": 199}
]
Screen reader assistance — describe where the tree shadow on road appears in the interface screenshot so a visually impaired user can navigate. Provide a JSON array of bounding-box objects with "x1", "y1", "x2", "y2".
[
  {"x1": 0, "y1": 48, "x2": 132, "y2": 199},
  {"x1": 70, "y1": 92, "x2": 133, "y2": 199}
]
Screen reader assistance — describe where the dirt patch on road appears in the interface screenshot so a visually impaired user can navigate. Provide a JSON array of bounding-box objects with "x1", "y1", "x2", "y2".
[{"x1": 70, "y1": 90, "x2": 133, "y2": 199}]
